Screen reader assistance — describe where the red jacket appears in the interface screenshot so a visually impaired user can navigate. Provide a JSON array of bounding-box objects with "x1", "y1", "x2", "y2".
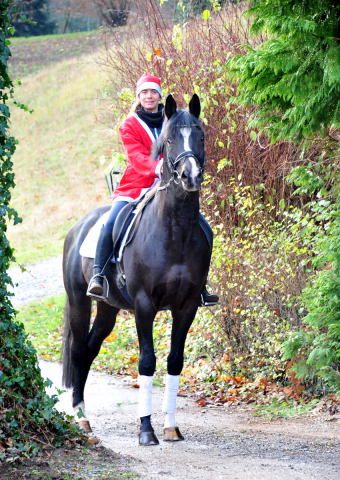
[{"x1": 112, "y1": 114, "x2": 165, "y2": 202}]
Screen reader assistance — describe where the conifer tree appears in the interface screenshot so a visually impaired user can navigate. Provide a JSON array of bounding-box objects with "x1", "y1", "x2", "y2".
[{"x1": 228, "y1": 0, "x2": 340, "y2": 143}]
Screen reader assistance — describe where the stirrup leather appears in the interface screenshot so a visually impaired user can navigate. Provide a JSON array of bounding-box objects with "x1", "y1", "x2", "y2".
[
  {"x1": 86, "y1": 274, "x2": 109, "y2": 301},
  {"x1": 201, "y1": 283, "x2": 218, "y2": 307}
]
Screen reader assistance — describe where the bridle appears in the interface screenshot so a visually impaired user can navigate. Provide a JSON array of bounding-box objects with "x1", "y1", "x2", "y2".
[{"x1": 158, "y1": 121, "x2": 206, "y2": 191}]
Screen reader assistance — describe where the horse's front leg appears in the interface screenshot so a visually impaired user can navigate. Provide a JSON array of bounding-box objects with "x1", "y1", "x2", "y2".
[
  {"x1": 135, "y1": 292, "x2": 158, "y2": 446},
  {"x1": 163, "y1": 303, "x2": 198, "y2": 442}
]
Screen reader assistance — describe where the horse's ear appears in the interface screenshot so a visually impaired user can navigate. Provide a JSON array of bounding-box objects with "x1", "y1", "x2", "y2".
[
  {"x1": 165, "y1": 94, "x2": 177, "y2": 120},
  {"x1": 189, "y1": 93, "x2": 201, "y2": 118}
]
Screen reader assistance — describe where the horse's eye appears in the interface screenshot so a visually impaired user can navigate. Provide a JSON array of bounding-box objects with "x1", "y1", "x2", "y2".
[{"x1": 167, "y1": 139, "x2": 171, "y2": 145}]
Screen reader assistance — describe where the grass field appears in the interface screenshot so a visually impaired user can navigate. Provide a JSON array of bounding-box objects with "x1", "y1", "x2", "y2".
[{"x1": 7, "y1": 33, "x2": 113, "y2": 264}]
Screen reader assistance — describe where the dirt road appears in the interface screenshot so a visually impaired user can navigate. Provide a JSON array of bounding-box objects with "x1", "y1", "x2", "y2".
[{"x1": 10, "y1": 259, "x2": 340, "y2": 480}]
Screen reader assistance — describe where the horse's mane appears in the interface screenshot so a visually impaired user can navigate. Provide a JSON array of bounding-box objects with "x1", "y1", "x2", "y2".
[{"x1": 151, "y1": 110, "x2": 203, "y2": 160}]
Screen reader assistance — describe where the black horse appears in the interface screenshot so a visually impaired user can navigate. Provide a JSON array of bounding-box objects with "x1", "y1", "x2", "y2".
[{"x1": 62, "y1": 94, "x2": 211, "y2": 445}]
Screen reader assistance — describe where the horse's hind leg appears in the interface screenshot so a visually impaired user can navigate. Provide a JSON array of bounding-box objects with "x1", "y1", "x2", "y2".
[
  {"x1": 72, "y1": 300, "x2": 119, "y2": 431},
  {"x1": 83, "y1": 301, "x2": 119, "y2": 380},
  {"x1": 163, "y1": 304, "x2": 198, "y2": 442},
  {"x1": 65, "y1": 296, "x2": 92, "y2": 430}
]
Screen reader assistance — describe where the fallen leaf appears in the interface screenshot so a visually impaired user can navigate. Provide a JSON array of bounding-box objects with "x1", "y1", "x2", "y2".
[{"x1": 105, "y1": 332, "x2": 117, "y2": 342}]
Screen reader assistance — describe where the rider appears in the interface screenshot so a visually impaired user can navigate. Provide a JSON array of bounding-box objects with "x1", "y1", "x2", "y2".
[{"x1": 88, "y1": 73, "x2": 218, "y2": 306}]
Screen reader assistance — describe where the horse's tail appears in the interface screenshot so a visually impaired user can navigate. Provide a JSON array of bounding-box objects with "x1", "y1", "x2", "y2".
[{"x1": 61, "y1": 299, "x2": 74, "y2": 388}]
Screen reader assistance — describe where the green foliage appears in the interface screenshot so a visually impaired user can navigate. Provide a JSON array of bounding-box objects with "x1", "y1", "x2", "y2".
[
  {"x1": 254, "y1": 397, "x2": 319, "y2": 419},
  {"x1": 0, "y1": 318, "x2": 84, "y2": 460},
  {"x1": 0, "y1": 2, "x2": 83, "y2": 461},
  {"x1": 0, "y1": 1, "x2": 21, "y2": 315},
  {"x1": 283, "y1": 208, "x2": 340, "y2": 391},
  {"x1": 205, "y1": 179, "x2": 322, "y2": 380},
  {"x1": 227, "y1": 0, "x2": 340, "y2": 142}
]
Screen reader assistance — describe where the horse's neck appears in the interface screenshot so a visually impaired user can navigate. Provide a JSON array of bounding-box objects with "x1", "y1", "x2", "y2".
[
  {"x1": 155, "y1": 187, "x2": 200, "y2": 238},
  {"x1": 156, "y1": 152, "x2": 200, "y2": 238}
]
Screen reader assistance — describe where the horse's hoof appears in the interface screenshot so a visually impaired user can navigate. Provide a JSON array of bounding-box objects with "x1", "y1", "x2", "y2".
[
  {"x1": 138, "y1": 431, "x2": 159, "y2": 446},
  {"x1": 163, "y1": 426, "x2": 184, "y2": 441},
  {"x1": 78, "y1": 420, "x2": 92, "y2": 433}
]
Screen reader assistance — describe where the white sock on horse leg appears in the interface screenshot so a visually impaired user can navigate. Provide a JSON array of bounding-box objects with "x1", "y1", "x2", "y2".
[
  {"x1": 73, "y1": 401, "x2": 88, "y2": 422},
  {"x1": 138, "y1": 375, "x2": 153, "y2": 418},
  {"x1": 162, "y1": 374, "x2": 180, "y2": 428}
]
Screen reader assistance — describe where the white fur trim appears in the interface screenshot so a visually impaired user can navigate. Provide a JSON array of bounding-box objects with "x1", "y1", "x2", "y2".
[
  {"x1": 138, "y1": 375, "x2": 153, "y2": 417},
  {"x1": 136, "y1": 82, "x2": 162, "y2": 98},
  {"x1": 133, "y1": 114, "x2": 156, "y2": 143},
  {"x1": 155, "y1": 159, "x2": 163, "y2": 178},
  {"x1": 162, "y1": 374, "x2": 180, "y2": 414}
]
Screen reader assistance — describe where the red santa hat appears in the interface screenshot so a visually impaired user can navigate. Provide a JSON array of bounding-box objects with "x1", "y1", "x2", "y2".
[{"x1": 136, "y1": 73, "x2": 162, "y2": 99}]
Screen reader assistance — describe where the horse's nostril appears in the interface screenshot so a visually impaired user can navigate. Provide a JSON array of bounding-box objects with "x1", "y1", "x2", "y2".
[{"x1": 181, "y1": 171, "x2": 188, "y2": 181}]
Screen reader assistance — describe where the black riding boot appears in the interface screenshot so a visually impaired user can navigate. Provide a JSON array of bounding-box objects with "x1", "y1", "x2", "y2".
[
  {"x1": 199, "y1": 213, "x2": 219, "y2": 306},
  {"x1": 201, "y1": 286, "x2": 219, "y2": 306},
  {"x1": 87, "y1": 226, "x2": 113, "y2": 298}
]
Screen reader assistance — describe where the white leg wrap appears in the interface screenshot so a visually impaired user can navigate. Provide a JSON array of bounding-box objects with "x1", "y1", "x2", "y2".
[
  {"x1": 162, "y1": 374, "x2": 180, "y2": 415},
  {"x1": 138, "y1": 375, "x2": 153, "y2": 418},
  {"x1": 73, "y1": 401, "x2": 88, "y2": 422},
  {"x1": 164, "y1": 412, "x2": 177, "y2": 428}
]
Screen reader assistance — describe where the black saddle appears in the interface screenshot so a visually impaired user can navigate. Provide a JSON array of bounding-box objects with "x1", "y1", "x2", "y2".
[{"x1": 111, "y1": 202, "x2": 137, "y2": 260}]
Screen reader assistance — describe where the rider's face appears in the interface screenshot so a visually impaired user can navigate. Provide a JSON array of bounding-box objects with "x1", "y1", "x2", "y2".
[{"x1": 139, "y1": 89, "x2": 161, "y2": 113}]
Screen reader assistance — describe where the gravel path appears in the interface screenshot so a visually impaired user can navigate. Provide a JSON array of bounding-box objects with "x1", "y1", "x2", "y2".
[
  {"x1": 41, "y1": 361, "x2": 340, "y2": 480},
  {"x1": 9, "y1": 257, "x2": 340, "y2": 479},
  {"x1": 8, "y1": 256, "x2": 65, "y2": 307}
]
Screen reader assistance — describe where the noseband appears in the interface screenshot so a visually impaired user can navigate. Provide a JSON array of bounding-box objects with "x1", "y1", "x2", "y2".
[{"x1": 158, "y1": 123, "x2": 206, "y2": 191}]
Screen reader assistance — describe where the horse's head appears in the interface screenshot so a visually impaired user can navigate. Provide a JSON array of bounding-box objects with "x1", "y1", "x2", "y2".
[{"x1": 152, "y1": 94, "x2": 205, "y2": 192}]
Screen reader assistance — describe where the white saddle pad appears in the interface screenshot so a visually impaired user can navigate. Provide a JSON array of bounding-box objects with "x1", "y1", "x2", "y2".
[{"x1": 79, "y1": 210, "x2": 137, "y2": 262}]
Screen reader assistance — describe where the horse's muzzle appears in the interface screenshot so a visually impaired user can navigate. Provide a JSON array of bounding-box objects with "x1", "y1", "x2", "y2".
[{"x1": 180, "y1": 157, "x2": 203, "y2": 192}]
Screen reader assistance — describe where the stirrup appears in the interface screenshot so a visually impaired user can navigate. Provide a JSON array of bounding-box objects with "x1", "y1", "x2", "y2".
[
  {"x1": 86, "y1": 274, "x2": 109, "y2": 301},
  {"x1": 200, "y1": 283, "x2": 219, "y2": 307}
]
